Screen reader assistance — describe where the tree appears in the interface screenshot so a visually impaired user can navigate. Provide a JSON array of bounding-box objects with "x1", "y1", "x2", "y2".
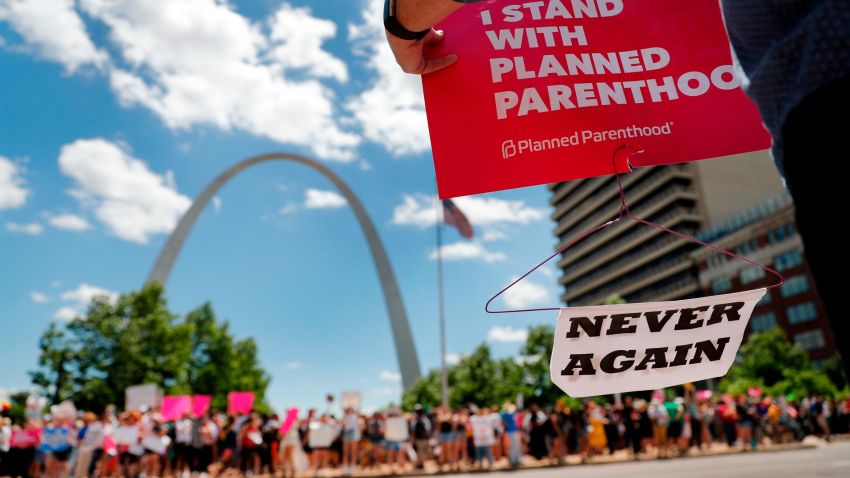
[
  {"x1": 30, "y1": 283, "x2": 270, "y2": 412},
  {"x1": 29, "y1": 322, "x2": 75, "y2": 404},
  {"x1": 517, "y1": 325, "x2": 562, "y2": 405},
  {"x1": 184, "y1": 303, "x2": 271, "y2": 412},
  {"x1": 720, "y1": 328, "x2": 839, "y2": 398}
]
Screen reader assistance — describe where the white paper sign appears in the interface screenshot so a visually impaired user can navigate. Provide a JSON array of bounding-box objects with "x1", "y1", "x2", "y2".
[
  {"x1": 308, "y1": 423, "x2": 336, "y2": 448},
  {"x1": 470, "y1": 416, "x2": 496, "y2": 447},
  {"x1": 125, "y1": 384, "x2": 160, "y2": 410},
  {"x1": 341, "y1": 390, "x2": 362, "y2": 409},
  {"x1": 550, "y1": 289, "x2": 765, "y2": 397},
  {"x1": 142, "y1": 435, "x2": 167, "y2": 454},
  {"x1": 384, "y1": 417, "x2": 409, "y2": 442},
  {"x1": 115, "y1": 426, "x2": 139, "y2": 446}
]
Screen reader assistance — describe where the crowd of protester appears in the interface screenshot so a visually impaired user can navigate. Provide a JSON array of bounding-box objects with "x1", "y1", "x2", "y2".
[{"x1": 1, "y1": 391, "x2": 848, "y2": 478}]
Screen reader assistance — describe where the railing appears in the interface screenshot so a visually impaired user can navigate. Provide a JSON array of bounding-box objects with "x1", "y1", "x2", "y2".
[
  {"x1": 563, "y1": 230, "x2": 696, "y2": 296},
  {"x1": 559, "y1": 207, "x2": 699, "y2": 276},
  {"x1": 626, "y1": 276, "x2": 700, "y2": 303},
  {"x1": 556, "y1": 165, "x2": 689, "y2": 238},
  {"x1": 568, "y1": 253, "x2": 693, "y2": 304},
  {"x1": 556, "y1": 185, "x2": 699, "y2": 265}
]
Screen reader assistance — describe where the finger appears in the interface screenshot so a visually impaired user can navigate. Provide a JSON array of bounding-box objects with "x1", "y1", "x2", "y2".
[
  {"x1": 419, "y1": 54, "x2": 458, "y2": 75},
  {"x1": 422, "y1": 29, "x2": 445, "y2": 45}
]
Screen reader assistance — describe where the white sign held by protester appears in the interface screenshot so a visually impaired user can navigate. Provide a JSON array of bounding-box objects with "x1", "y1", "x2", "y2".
[
  {"x1": 470, "y1": 415, "x2": 496, "y2": 447},
  {"x1": 308, "y1": 423, "x2": 336, "y2": 449},
  {"x1": 341, "y1": 390, "x2": 362, "y2": 409},
  {"x1": 550, "y1": 289, "x2": 766, "y2": 397},
  {"x1": 141, "y1": 435, "x2": 168, "y2": 455},
  {"x1": 115, "y1": 426, "x2": 139, "y2": 446},
  {"x1": 384, "y1": 416, "x2": 409, "y2": 442},
  {"x1": 125, "y1": 384, "x2": 160, "y2": 410}
]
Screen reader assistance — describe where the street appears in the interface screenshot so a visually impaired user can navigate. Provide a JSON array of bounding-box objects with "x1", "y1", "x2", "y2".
[{"x1": 439, "y1": 442, "x2": 850, "y2": 478}]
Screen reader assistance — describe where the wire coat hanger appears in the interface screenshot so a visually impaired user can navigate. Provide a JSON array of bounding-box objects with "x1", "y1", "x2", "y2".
[{"x1": 485, "y1": 144, "x2": 785, "y2": 314}]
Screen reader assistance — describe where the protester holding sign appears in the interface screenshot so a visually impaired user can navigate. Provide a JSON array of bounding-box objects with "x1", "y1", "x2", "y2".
[{"x1": 41, "y1": 416, "x2": 75, "y2": 478}]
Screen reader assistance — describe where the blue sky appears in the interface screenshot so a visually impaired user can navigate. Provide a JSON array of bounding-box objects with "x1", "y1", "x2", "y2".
[{"x1": 0, "y1": 0, "x2": 563, "y2": 412}]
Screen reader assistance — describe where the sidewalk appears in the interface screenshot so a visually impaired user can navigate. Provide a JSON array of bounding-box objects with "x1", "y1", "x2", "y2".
[{"x1": 323, "y1": 439, "x2": 829, "y2": 478}]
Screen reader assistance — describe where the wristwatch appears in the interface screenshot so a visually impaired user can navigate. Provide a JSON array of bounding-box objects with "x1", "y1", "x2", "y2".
[{"x1": 384, "y1": 0, "x2": 431, "y2": 41}]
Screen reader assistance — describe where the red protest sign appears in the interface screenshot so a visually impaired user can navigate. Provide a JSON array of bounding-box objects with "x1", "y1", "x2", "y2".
[
  {"x1": 191, "y1": 395, "x2": 212, "y2": 418},
  {"x1": 422, "y1": 0, "x2": 771, "y2": 198},
  {"x1": 227, "y1": 391, "x2": 255, "y2": 416},
  {"x1": 161, "y1": 395, "x2": 191, "y2": 422},
  {"x1": 10, "y1": 428, "x2": 41, "y2": 448}
]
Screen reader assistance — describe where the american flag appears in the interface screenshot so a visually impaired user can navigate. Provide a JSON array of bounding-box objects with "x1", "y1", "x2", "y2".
[{"x1": 442, "y1": 199, "x2": 474, "y2": 239}]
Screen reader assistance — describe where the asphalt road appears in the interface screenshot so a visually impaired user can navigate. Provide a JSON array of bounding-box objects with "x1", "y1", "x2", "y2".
[{"x1": 442, "y1": 442, "x2": 850, "y2": 478}]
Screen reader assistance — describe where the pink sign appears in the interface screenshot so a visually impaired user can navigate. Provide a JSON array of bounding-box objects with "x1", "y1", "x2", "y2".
[
  {"x1": 227, "y1": 392, "x2": 255, "y2": 416},
  {"x1": 103, "y1": 435, "x2": 117, "y2": 455},
  {"x1": 192, "y1": 395, "x2": 212, "y2": 418},
  {"x1": 10, "y1": 428, "x2": 41, "y2": 448},
  {"x1": 279, "y1": 407, "x2": 299, "y2": 436},
  {"x1": 748, "y1": 387, "x2": 763, "y2": 398},
  {"x1": 696, "y1": 390, "x2": 713, "y2": 401},
  {"x1": 161, "y1": 395, "x2": 191, "y2": 422}
]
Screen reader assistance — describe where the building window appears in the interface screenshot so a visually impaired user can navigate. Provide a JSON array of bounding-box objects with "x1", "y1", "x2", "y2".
[
  {"x1": 775, "y1": 250, "x2": 803, "y2": 272},
  {"x1": 794, "y1": 330, "x2": 826, "y2": 351},
  {"x1": 741, "y1": 266, "x2": 766, "y2": 285},
  {"x1": 712, "y1": 277, "x2": 732, "y2": 294},
  {"x1": 787, "y1": 302, "x2": 818, "y2": 325},
  {"x1": 751, "y1": 313, "x2": 777, "y2": 332},
  {"x1": 768, "y1": 224, "x2": 796, "y2": 245},
  {"x1": 781, "y1": 275, "x2": 810, "y2": 298},
  {"x1": 757, "y1": 292, "x2": 772, "y2": 306}
]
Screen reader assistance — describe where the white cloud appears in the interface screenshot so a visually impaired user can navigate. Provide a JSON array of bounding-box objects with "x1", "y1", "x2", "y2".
[
  {"x1": 55, "y1": 282, "x2": 118, "y2": 322},
  {"x1": 286, "y1": 362, "x2": 302, "y2": 370},
  {"x1": 6, "y1": 222, "x2": 43, "y2": 235},
  {"x1": 58, "y1": 138, "x2": 191, "y2": 244},
  {"x1": 392, "y1": 194, "x2": 439, "y2": 229},
  {"x1": 60, "y1": 283, "x2": 118, "y2": 306},
  {"x1": 445, "y1": 353, "x2": 462, "y2": 365},
  {"x1": 371, "y1": 387, "x2": 401, "y2": 397},
  {"x1": 279, "y1": 203, "x2": 299, "y2": 215},
  {"x1": 503, "y1": 277, "x2": 551, "y2": 309},
  {"x1": 30, "y1": 291, "x2": 49, "y2": 303},
  {"x1": 304, "y1": 188, "x2": 347, "y2": 209},
  {"x1": 44, "y1": 213, "x2": 91, "y2": 232},
  {"x1": 378, "y1": 370, "x2": 401, "y2": 383},
  {"x1": 482, "y1": 229, "x2": 508, "y2": 242},
  {"x1": 487, "y1": 326, "x2": 528, "y2": 344},
  {"x1": 393, "y1": 194, "x2": 546, "y2": 229},
  {"x1": 0, "y1": 0, "x2": 107, "y2": 73},
  {"x1": 0, "y1": 156, "x2": 29, "y2": 210},
  {"x1": 267, "y1": 4, "x2": 347, "y2": 82},
  {"x1": 429, "y1": 241, "x2": 506, "y2": 263},
  {"x1": 54, "y1": 306, "x2": 78, "y2": 322},
  {"x1": 211, "y1": 196, "x2": 222, "y2": 213},
  {"x1": 347, "y1": 0, "x2": 431, "y2": 155},
  {"x1": 75, "y1": 0, "x2": 358, "y2": 160}
]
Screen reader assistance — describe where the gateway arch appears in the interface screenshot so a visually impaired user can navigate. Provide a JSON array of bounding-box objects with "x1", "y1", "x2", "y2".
[{"x1": 147, "y1": 152, "x2": 421, "y2": 389}]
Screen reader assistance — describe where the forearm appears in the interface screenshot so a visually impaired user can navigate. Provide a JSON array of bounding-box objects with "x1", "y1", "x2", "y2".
[{"x1": 394, "y1": 0, "x2": 466, "y2": 32}]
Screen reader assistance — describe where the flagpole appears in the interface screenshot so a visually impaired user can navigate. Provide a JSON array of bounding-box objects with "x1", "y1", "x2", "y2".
[{"x1": 436, "y1": 200, "x2": 449, "y2": 408}]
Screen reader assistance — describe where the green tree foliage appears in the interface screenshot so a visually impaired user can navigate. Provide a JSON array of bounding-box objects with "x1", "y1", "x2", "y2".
[
  {"x1": 29, "y1": 283, "x2": 270, "y2": 412},
  {"x1": 403, "y1": 344, "x2": 526, "y2": 410},
  {"x1": 184, "y1": 303, "x2": 270, "y2": 412},
  {"x1": 404, "y1": 321, "x2": 844, "y2": 411},
  {"x1": 720, "y1": 328, "x2": 839, "y2": 398}
]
